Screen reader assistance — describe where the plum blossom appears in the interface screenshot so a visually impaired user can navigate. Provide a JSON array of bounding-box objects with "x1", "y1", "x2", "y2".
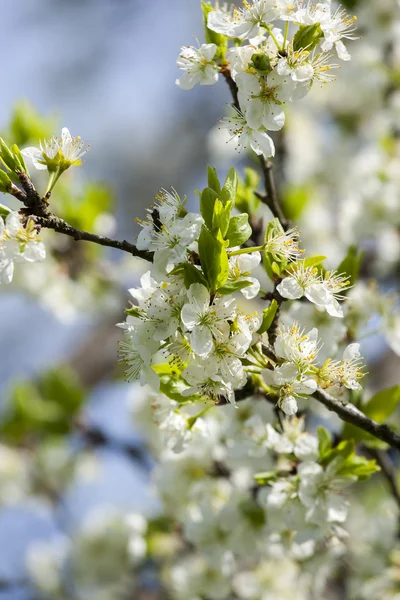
[
  {"x1": 176, "y1": 44, "x2": 219, "y2": 90},
  {"x1": 220, "y1": 109, "x2": 275, "y2": 158},
  {"x1": 0, "y1": 212, "x2": 46, "y2": 284},
  {"x1": 22, "y1": 127, "x2": 89, "y2": 170},
  {"x1": 180, "y1": 283, "x2": 235, "y2": 356}
]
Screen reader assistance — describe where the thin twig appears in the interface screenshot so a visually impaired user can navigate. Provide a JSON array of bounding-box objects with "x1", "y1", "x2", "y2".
[
  {"x1": 313, "y1": 388, "x2": 400, "y2": 451},
  {"x1": 258, "y1": 155, "x2": 289, "y2": 229},
  {"x1": 366, "y1": 448, "x2": 400, "y2": 511},
  {"x1": 33, "y1": 213, "x2": 153, "y2": 261},
  {"x1": 76, "y1": 421, "x2": 151, "y2": 469}
]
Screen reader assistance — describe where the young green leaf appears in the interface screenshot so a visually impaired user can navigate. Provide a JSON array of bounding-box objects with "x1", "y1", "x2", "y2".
[
  {"x1": 258, "y1": 300, "x2": 278, "y2": 334},
  {"x1": 212, "y1": 199, "x2": 232, "y2": 237},
  {"x1": 217, "y1": 280, "x2": 252, "y2": 295},
  {"x1": 226, "y1": 213, "x2": 252, "y2": 247},
  {"x1": 170, "y1": 263, "x2": 208, "y2": 289},
  {"x1": 198, "y1": 225, "x2": 229, "y2": 292},
  {"x1": 200, "y1": 187, "x2": 220, "y2": 230},
  {"x1": 207, "y1": 165, "x2": 221, "y2": 196},
  {"x1": 221, "y1": 166, "x2": 238, "y2": 205},
  {"x1": 337, "y1": 245, "x2": 364, "y2": 289}
]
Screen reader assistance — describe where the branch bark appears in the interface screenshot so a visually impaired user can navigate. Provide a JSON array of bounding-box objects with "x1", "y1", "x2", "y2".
[
  {"x1": 12, "y1": 173, "x2": 152, "y2": 261},
  {"x1": 313, "y1": 388, "x2": 400, "y2": 451},
  {"x1": 33, "y1": 213, "x2": 153, "y2": 261}
]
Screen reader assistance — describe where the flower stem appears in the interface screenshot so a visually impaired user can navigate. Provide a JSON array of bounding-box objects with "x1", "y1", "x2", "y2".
[
  {"x1": 266, "y1": 26, "x2": 282, "y2": 52},
  {"x1": 282, "y1": 21, "x2": 289, "y2": 51},
  {"x1": 228, "y1": 245, "x2": 264, "y2": 257}
]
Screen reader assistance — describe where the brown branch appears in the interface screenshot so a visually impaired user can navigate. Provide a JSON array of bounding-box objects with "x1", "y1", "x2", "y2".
[
  {"x1": 33, "y1": 213, "x2": 153, "y2": 261},
  {"x1": 366, "y1": 448, "x2": 400, "y2": 512},
  {"x1": 9, "y1": 171, "x2": 153, "y2": 261},
  {"x1": 76, "y1": 421, "x2": 151, "y2": 468},
  {"x1": 313, "y1": 388, "x2": 400, "y2": 451},
  {"x1": 258, "y1": 156, "x2": 289, "y2": 229}
]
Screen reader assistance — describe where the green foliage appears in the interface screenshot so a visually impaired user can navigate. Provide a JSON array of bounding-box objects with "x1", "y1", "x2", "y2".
[
  {"x1": 1, "y1": 367, "x2": 85, "y2": 442},
  {"x1": 253, "y1": 470, "x2": 279, "y2": 484},
  {"x1": 343, "y1": 386, "x2": 400, "y2": 446},
  {"x1": 236, "y1": 168, "x2": 261, "y2": 215},
  {"x1": 170, "y1": 263, "x2": 208, "y2": 289},
  {"x1": 281, "y1": 183, "x2": 311, "y2": 220},
  {"x1": 0, "y1": 202, "x2": 11, "y2": 217},
  {"x1": 251, "y1": 53, "x2": 272, "y2": 75},
  {"x1": 198, "y1": 225, "x2": 229, "y2": 292},
  {"x1": 201, "y1": 2, "x2": 228, "y2": 57},
  {"x1": 0, "y1": 171, "x2": 12, "y2": 194},
  {"x1": 0, "y1": 138, "x2": 26, "y2": 174},
  {"x1": 293, "y1": 24, "x2": 323, "y2": 52},
  {"x1": 317, "y1": 426, "x2": 379, "y2": 480},
  {"x1": 217, "y1": 280, "x2": 252, "y2": 295},
  {"x1": 55, "y1": 182, "x2": 114, "y2": 235},
  {"x1": 8, "y1": 101, "x2": 55, "y2": 146},
  {"x1": 258, "y1": 300, "x2": 279, "y2": 334},
  {"x1": 212, "y1": 199, "x2": 232, "y2": 237},
  {"x1": 200, "y1": 187, "x2": 220, "y2": 229},
  {"x1": 226, "y1": 213, "x2": 252, "y2": 247},
  {"x1": 337, "y1": 245, "x2": 364, "y2": 289},
  {"x1": 221, "y1": 166, "x2": 239, "y2": 205},
  {"x1": 154, "y1": 364, "x2": 204, "y2": 404},
  {"x1": 207, "y1": 165, "x2": 222, "y2": 196}
]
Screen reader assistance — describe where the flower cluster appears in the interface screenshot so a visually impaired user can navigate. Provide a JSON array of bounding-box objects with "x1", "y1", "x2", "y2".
[
  {"x1": 0, "y1": 211, "x2": 45, "y2": 284},
  {"x1": 176, "y1": 0, "x2": 357, "y2": 156},
  {"x1": 277, "y1": 264, "x2": 351, "y2": 318},
  {"x1": 118, "y1": 182, "x2": 262, "y2": 405},
  {"x1": 262, "y1": 322, "x2": 364, "y2": 414}
]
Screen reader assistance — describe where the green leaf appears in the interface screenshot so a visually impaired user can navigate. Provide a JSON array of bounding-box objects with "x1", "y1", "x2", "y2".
[
  {"x1": 221, "y1": 166, "x2": 238, "y2": 205},
  {"x1": 303, "y1": 255, "x2": 327, "y2": 268},
  {"x1": 200, "y1": 187, "x2": 220, "y2": 230},
  {"x1": 207, "y1": 165, "x2": 221, "y2": 196},
  {"x1": 263, "y1": 252, "x2": 275, "y2": 280},
  {"x1": 235, "y1": 168, "x2": 261, "y2": 215},
  {"x1": 198, "y1": 225, "x2": 229, "y2": 292},
  {"x1": 336, "y1": 454, "x2": 380, "y2": 480},
  {"x1": 170, "y1": 263, "x2": 208, "y2": 289},
  {"x1": 0, "y1": 172, "x2": 12, "y2": 194},
  {"x1": 342, "y1": 386, "x2": 400, "y2": 446},
  {"x1": 201, "y1": 2, "x2": 228, "y2": 57},
  {"x1": 317, "y1": 426, "x2": 332, "y2": 460},
  {"x1": 293, "y1": 23, "x2": 323, "y2": 52},
  {"x1": 251, "y1": 53, "x2": 272, "y2": 75},
  {"x1": 1, "y1": 367, "x2": 85, "y2": 442},
  {"x1": 226, "y1": 213, "x2": 252, "y2": 247},
  {"x1": 10, "y1": 144, "x2": 28, "y2": 174},
  {"x1": 364, "y1": 386, "x2": 400, "y2": 423},
  {"x1": 253, "y1": 470, "x2": 278, "y2": 484},
  {"x1": 0, "y1": 138, "x2": 19, "y2": 172},
  {"x1": 337, "y1": 245, "x2": 364, "y2": 289},
  {"x1": 258, "y1": 300, "x2": 278, "y2": 334},
  {"x1": 217, "y1": 280, "x2": 252, "y2": 295},
  {"x1": 212, "y1": 199, "x2": 232, "y2": 237},
  {"x1": 281, "y1": 183, "x2": 312, "y2": 220}
]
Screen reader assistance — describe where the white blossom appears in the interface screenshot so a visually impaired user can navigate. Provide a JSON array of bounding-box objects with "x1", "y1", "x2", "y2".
[
  {"x1": 22, "y1": 127, "x2": 89, "y2": 170},
  {"x1": 176, "y1": 44, "x2": 219, "y2": 90}
]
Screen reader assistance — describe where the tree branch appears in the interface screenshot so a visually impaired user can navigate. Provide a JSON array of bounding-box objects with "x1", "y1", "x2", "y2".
[
  {"x1": 33, "y1": 213, "x2": 153, "y2": 261},
  {"x1": 313, "y1": 388, "x2": 400, "y2": 451},
  {"x1": 222, "y1": 68, "x2": 289, "y2": 228},
  {"x1": 366, "y1": 448, "x2": 400, "y2": 512},
  {"x1": 9, "y1": 170, "x2": 153, "y2": 261}
]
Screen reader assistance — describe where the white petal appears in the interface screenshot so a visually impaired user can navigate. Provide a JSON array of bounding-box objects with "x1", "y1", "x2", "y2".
[
  {"x1": 281, "y1": 395, "x2": 298, "y2": 416},
  {"x1": 0, "y1": 260, "x2": 14, "y2": 284},
  {"x1": 190, "y1": 326, "x2": 214, "y2": 357},
  {"x1": 277, "y1": 277, "x2": 304, "y2": 300},
  {"x1": 343, "y1": 343, "x2": 360, "y2": 361}
]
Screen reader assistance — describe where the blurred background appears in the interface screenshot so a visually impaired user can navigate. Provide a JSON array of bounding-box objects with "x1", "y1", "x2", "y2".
[{"x1": 0, "y1": 0, "x2": 399, "y2": 598}]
